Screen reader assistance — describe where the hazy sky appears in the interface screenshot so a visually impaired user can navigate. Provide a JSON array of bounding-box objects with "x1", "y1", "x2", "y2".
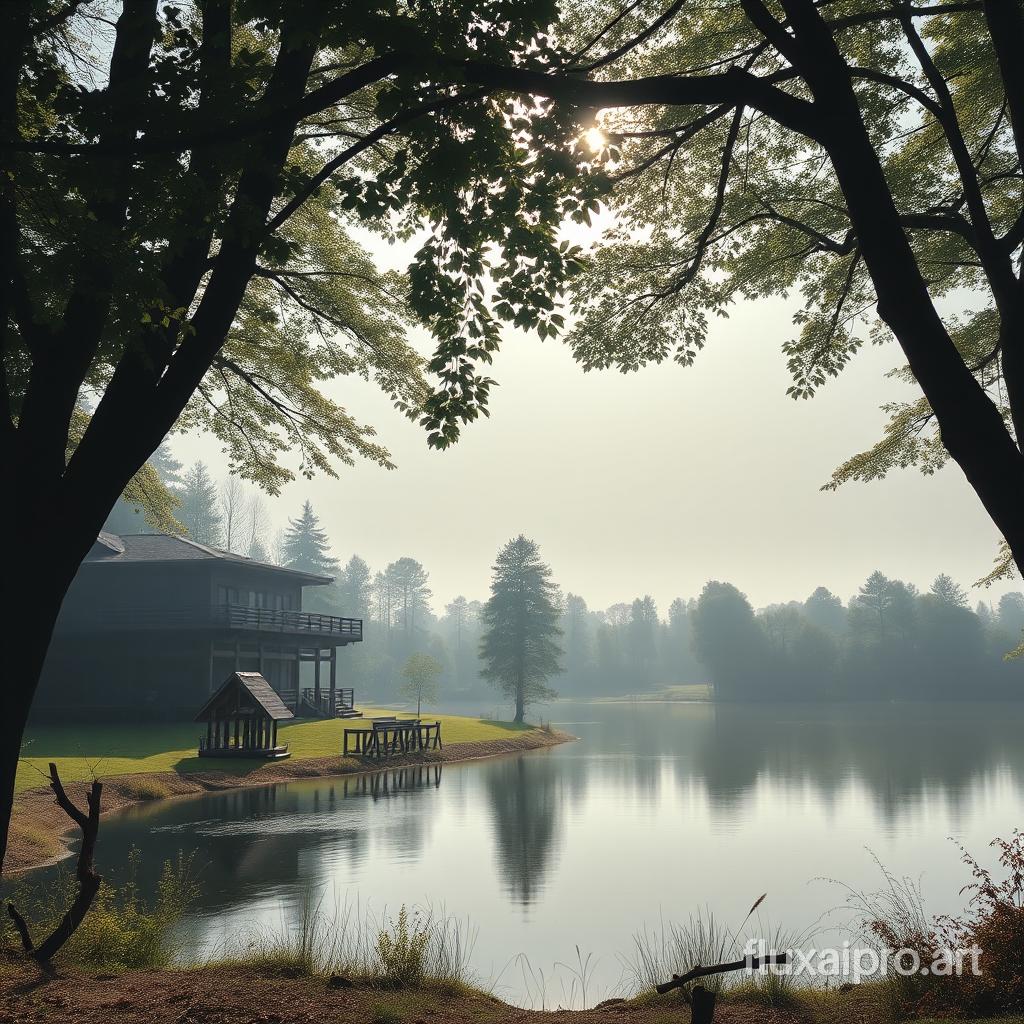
[{"x1": 170, "y1": 248, "x2": 1011, "y2": 617}]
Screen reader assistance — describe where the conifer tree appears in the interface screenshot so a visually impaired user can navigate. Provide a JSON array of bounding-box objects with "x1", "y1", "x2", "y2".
[
  {"x1": 176, "y1": 462, "x2": 223, "y2": 547},
  {"x1": 282, "y1": 501, "x2": 339, "y2": 576},
  {"x1": 338, "y1": 556, "x2": 372, "y2": 617},
  {"x1": 479, "y1": 536, "x2": 562, "y2": 722}
]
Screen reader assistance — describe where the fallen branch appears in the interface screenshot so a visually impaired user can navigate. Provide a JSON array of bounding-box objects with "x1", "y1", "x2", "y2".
[
  {"x1": 655, "y1": 952, "x2": 789, "y2": 994},
  {"x1": 7, "y1": 763, "x2": 103, "y2": 967}
]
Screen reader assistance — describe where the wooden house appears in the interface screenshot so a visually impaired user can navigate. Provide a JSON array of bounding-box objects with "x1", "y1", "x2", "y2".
[
  {"x1": 34, "y1": 532, "x2": 363, "y2": 721},
  {"x1": 196, "y1": 672, "x2": 294, "y2": 759}
]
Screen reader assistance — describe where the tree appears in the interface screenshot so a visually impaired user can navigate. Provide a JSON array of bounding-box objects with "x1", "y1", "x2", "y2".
[
  {"x1": 219, "y1": 476, "x2": 245, "y2": 552},
  {"x1": 930, "y1": 573, "x2": 968, "y2": 608},
  {"x1": 998, "y1": 592, "x2": 1024, "y2": 636},
  {"x1": 479, "y1": 536, "x2": 563, "y2": 722},
  {"x1": 0, "y1": 1, "x2": 577, "y2": 872},
  {"x1": 400, "y1": 653, "x2": 442, "y2": 717},
  {"x1": 390, "y1": 6, "x2": 1024, "y2": 586},
  {"x1": 176, "y1": 462, "x2": 223, "y2": 547},
  {"x1": 690, "y1": 582, "x2": 765, "y2": 700},
  {"x1": 561, "y1": 592, "x2": 593, "y2": 694},
  {"x1": 627, "y1": 595, "x2": 659, "y2": 689},
  {"x1": 443, "y1": 595, "x2": 484, "y2": 694},
  {"x1": 103, "y1": 442, "x2": 183, "y2": 536},
  {"x1": 244, "y1": 493, "x2": 271, "y2": 562},
  {"x1": 386, "y1": 558, "x2": 433, "y2": 639},
  {"x1": 282, "y1": 501, "x2": 338, "y2": 576},
  {"x1": 803, "y1": 587, "x2": 846, "y2": 635},
  {"x1": 854, "y1": 571, "x2": 894, "y2": 640},
  {"x1": 338, "y1": 556, "x2": 372, "y2": 619}
]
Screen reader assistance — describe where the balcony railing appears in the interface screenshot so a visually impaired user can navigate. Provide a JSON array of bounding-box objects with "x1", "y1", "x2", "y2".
[{"x1": 60, "y1": 604, "x2": 362, "y2": 640}]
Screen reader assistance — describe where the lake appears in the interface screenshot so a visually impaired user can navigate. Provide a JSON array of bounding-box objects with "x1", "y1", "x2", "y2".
[{"x1": 45, "y1": 700, "x2": 1024, "y2": 1006}]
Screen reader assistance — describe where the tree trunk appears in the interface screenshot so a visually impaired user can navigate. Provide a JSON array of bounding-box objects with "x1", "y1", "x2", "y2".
[
  {"x1": 785, "y1": 1, "x2": 1024, "y2": 573},
  {"x1": 0, "y1": 490, "x2": 113, "y2": 875},
  {"x1": 514, "y1": 674, "x2": 525, "y2": 723}
]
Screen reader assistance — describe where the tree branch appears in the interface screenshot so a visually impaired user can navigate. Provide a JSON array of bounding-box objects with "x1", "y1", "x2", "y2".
[
  {"x1": 655, "y1": 954, "x2": 790, "y2": 995},
  {"x1": 6, "y1": 764, "x2": 103, "y2": 968},
  {"x1": 459, "y1": 63, "x2": 823, "y2": 143}
]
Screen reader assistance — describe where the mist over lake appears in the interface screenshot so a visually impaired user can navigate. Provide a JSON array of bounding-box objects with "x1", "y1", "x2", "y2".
[{"x1": 60, "y1": 699, "x2": 1024, "y2": 1007}]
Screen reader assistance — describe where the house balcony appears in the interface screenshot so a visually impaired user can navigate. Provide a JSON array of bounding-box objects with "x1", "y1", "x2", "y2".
[{"x1": 59, "y1": 604, "x2": 363, "y2": 643}]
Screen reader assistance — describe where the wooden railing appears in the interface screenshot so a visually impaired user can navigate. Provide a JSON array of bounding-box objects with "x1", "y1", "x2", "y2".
[
  {"x1": 61, "y1": 604, "x2": 362, "y2": 640},
  {"x1": 301, "y1": 687, "x2": 354, "y2": 713}
]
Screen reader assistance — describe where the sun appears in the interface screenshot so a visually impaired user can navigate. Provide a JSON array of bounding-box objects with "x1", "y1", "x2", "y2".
[{"x1": 582, "y1": 126, "x2": 607, "y2": 153}]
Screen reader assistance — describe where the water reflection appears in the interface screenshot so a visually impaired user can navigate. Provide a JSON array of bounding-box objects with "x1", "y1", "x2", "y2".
[
  {"x1": 34, "y1": 701, "x2": 1024, "y2": 1006},
  {"x1": 483, "y1": 755, "x2": 564, "y2": 905}
]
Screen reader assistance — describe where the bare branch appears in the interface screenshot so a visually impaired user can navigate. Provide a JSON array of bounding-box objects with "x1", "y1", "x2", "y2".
[{"x1": 6, "y1": 765, "x2": 103, "y2": 968}]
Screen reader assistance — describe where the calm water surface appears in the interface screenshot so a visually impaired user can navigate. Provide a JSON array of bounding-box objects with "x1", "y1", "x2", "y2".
[{"x1": 73, "y1": 701, "x2": 1024, "y2": 1005}]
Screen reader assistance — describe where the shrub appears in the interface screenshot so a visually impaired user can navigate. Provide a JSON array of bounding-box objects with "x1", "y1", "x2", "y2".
[
  {"x1": 935, "y1": 831, "x2": 1024, "y2": 1016},
  {"x1": 376, "y1": 906, "x2": 430, "y2": 988},
  {"x1": 4, "y1": 847, "x2": 200, "y2": 970},
  {"x1": 119, "y1": 777, "x2": 172, "y2": 801},
  {"x1": 860, "y1": 833, "x2": 1024, "y2": 1018}
]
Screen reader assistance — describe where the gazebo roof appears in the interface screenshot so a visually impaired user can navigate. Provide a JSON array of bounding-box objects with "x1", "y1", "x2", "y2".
[{"x1": 195, "y1": 671, "x2": 295, "y2": 722}]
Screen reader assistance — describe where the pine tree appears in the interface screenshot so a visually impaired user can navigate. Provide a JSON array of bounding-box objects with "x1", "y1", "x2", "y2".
[
  {"x1": 338, "y1": 556, "x2": 372, "y2": 617},
  {"x1": 176, "y1": 462, "x2": 223, "y2": 546},
  {"x1": 930, "y1": 573, "x2": 968, "y2": 608},
  {"x1": 479, "y1": 535, "x2": 562, "y2": 722},
  {"x1": 282, "y1": 501, "x2": 339, "y2": 575}
]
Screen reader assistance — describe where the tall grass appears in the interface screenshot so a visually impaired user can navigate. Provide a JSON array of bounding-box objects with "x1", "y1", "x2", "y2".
[
  {"x1": 627, "y1": 909, "x2": 734, "y2": 995},
  {"x1": 625, "y1": 904, "x2": 810, "y2": 1009},
  {"x1": 213, "y1": 890, "x2": 479, "y2": 993},
  {"x1": 836, "y1": 851, "x2": 934, "y2": 1014}
]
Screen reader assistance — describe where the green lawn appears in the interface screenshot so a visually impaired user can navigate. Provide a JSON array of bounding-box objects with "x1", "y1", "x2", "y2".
[{"x1": 16, "y1": 710, "x2": 534, "y2": 795}]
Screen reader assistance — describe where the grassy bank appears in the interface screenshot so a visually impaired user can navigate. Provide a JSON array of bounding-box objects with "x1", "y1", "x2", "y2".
[
  {"x1": 16, "y1": 710, "x2": 536, "y2": 794},
  {"x1": 10, "y1": 713, "x2": 569, "y2": 873}
]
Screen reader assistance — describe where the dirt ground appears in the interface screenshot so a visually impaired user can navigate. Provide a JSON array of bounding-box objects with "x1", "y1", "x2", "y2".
[
  {"x1": 7, "y1": 731, "x2": 571, "y2": 874},
  {"x1": 0, "y1": 961, "x2": 821, "y2": 1024}
]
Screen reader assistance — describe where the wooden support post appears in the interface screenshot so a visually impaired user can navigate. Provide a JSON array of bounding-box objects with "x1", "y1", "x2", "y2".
[
  {"x1": 206, "y1": 719, "x2": 213, "y2": 749},
  {"x1": 314, "y1": 649, "x2": 321, "y2": 705},
  {"x1": 691, "y1": 987, "x2": 716, "y2": 1024},
  {"x1": 329, "y1": 647, "x2": 337, "y2": 718},
  {"x1": 234, "y1": 718, "x2": 240, "y2": 750}
]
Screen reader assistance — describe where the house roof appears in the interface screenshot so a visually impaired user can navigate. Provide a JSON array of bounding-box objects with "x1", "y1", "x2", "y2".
[
  {"x1": 195, "y1": 671, "x2": 295, "y2": 722},
  {"x1": 86, "y1": 532, "x2": 332, "y2": 585}
]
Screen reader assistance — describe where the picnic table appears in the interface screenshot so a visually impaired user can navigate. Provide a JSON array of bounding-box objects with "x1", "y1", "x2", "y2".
[{"x1": 342, "y1": 717, "x2": 443, "y2": 758}]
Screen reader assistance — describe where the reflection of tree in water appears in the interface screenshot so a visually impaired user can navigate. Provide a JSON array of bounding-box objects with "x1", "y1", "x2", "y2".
[
  {"x1": 681, "y1": 702, "x2": 1024, "y2": 825},
  {"x1": 483, "y1": 753, "x2": 573, "y2": 906}
]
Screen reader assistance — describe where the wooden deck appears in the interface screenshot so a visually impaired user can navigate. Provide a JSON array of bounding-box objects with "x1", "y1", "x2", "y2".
[{"x1": 343, "y1": 717, "x2": 443, "y2": 759}]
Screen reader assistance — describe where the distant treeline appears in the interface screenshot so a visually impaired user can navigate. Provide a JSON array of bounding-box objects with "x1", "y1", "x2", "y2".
[
  {"x1": 108, "y1": 466, "x2": 1024, "y2": 702},
  {"x1": 313, "y1": 558, "x2": 1024, "y2": 703}
]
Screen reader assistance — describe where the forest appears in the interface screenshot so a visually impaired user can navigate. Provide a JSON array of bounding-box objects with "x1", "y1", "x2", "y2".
[{"x1": 107, "y1": 457, "x2": 1024, "y2": 705}]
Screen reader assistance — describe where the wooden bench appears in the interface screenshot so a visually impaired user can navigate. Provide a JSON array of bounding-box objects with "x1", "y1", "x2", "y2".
[{"x1": 343, "y1": 719, "x2": 442, "y2": 758}]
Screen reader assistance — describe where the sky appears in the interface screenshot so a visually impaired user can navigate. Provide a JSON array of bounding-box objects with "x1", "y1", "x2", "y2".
[{"x1": 169, "y1": 252, "x2": 1011, "y2": 617}]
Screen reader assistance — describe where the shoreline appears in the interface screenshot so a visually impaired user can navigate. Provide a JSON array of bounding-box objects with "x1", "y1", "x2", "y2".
[
  {"x1": 8, "y1": 727, "x2": 573, "y2": 875},
  {"x1": 0, "y1": 958, "x2": 919, "y2": 1024}
]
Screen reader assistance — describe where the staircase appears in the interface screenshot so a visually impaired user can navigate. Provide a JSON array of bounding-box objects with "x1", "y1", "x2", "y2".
[{"x1": 299, "y1": 687, "x2": 362, "y2": 719}]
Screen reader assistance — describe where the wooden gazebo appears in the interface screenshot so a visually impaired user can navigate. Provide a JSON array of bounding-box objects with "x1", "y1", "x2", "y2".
[{"x1": 196, "y1": 671, "x2": 293, "y2": 759}]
